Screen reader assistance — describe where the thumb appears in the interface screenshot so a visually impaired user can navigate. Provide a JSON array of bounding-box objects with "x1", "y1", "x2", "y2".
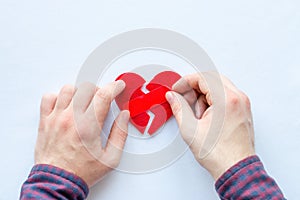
[
  {"x1": 166, "y1": 91, "x2": 198, "y2": 143},
  {"x1": 105, "y1": 110, "x2": 129, "y2": 168}
]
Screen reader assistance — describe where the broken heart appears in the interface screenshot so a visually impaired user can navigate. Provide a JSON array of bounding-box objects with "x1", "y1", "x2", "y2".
[{"x1": 115, "y1": 71, "x2": 181, "y2": 135}]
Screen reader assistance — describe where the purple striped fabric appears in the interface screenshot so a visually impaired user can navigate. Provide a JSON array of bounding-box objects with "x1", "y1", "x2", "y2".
[
  {"x1": 20, "y1": 156, "x2": 285, "y2": 199},
  {"x1": 216, "y1": 156, "x2": 285, "y2": 199},
  {"x1": 20, "y1": 164, "x2": 88, "y2": 200}
]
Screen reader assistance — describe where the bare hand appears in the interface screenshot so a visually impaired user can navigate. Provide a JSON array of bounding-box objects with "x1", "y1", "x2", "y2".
[
  {"x1": 35, "y1": 81, "x2": 129, "y2": 187},
  {"x1": 166, "y1": 72, "x2": 255, "y2": 180}
]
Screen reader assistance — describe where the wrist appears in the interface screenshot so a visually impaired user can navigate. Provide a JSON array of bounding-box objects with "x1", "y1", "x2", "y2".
[
  {"x1": 215, "y1": 155, "x2": 260, "y2": 185},
  {"x1": 201, "y1": 153, "x2": 256, "y2": 181}
]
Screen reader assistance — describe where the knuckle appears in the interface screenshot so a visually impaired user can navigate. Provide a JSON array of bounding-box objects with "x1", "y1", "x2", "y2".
[
  {"x1": 226, "y1": 90, "x2": 251, "y2": 110},
  {"x1": 230, "y1": 95, "x2": 240, "y2": 105},
  {"x1": 57, "y1": 112, "x2": 74, "y2": 130},
  {"x1": 227, "y1": 92, "x2": 240, "y2": 107},
  {"x1": 240, "y1": 91, "x2": 251, "y2": 109}
]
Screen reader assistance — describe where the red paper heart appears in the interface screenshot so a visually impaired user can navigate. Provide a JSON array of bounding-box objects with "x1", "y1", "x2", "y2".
[{"x1": 115, "y1": 71, "x2": 181, "y2": 135}]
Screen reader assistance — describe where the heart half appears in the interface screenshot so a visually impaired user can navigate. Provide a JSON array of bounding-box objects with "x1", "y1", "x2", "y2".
[{"x1": 115, "y1": 71, "x2": 181, "y2": 135}]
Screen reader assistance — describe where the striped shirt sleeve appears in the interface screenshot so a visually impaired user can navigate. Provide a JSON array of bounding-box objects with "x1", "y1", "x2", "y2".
[
  {"x1": 20, "y1": 164, "x2": 89, "y2": 200},
  {"x1": 215, "y1": 155, "x2": 285, "y2": 200}
]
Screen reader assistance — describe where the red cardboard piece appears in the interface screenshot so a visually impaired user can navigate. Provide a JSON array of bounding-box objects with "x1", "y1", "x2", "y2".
[{"x1": 115, "y1": 71, "x2": 181, "y2": 135}]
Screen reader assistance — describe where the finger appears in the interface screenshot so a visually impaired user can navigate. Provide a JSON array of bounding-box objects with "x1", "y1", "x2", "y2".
[
  {"x1": 73, "y1": 82, "x2": 97, "y2": 113},
  {"x1": 195, "y1": 95, "x2": 208, "y2": 119},
  {"x1": 86, "y1": 80, "x2": 125, "y2": 129},
  {"x1": 55, "y1": 85, "x2": 76, "y2": 111},
  {"x1": 40, "y1": 94, "x2": 57, "y2": 116},
  {"x1": 166, "y1": 91, "x2": 198, "y2": 143},
  {"x1": 166, "y1": 91, "x2": 196, "y2": 125},
  {"x1": 183, "y1": 89, "x2": 198, "y2": 105},
  {"x1": 181, "y1": 73, "x2": 210, "y2": 95},
  {"x1": 180, "y1": 72, "x2": 226, "y2": 105},
  {"x1": 104, "y1": 110, "x2": 129, "y2": 167},
  {"x1": 172, "y1": 76, "x2": 200, "y2": 94}
]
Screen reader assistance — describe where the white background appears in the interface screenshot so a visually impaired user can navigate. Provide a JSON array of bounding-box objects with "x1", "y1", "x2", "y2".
[{"x1": 0, "y1": 0, "x2": 299, "y2": 199}]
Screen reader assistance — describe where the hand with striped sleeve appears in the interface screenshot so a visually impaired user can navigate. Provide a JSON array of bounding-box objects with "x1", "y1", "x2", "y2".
[
  {"x1": 166, "y1": 72, "x2": 285, "y2": 199},
  {"x1": 21, "y1": 81, "x2": 129, "y2": 199}
]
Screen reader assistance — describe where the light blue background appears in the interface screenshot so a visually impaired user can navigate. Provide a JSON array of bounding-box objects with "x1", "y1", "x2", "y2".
[{"x1": 0, "y1": 0, "x2": 299, "y2": 199}]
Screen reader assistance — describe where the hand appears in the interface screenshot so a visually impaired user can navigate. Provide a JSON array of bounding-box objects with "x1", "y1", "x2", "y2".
[
  {"x1": 35, "y1": 81, "x2": 129, "y2": 187},
  {"x1": 166, "y1": 72, "x2": 255, "y2": 180}
]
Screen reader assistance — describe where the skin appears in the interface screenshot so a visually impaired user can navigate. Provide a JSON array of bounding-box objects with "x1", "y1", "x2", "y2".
[
  {"x1": 35, "y1": 72, "x2": 255, "y2": 188},
  {"x1": 35, "y1": 80, "x2": 129, "y2": 187},
  {"x1": 166, "y1": 72, "x2": 255, "y2": 180}
]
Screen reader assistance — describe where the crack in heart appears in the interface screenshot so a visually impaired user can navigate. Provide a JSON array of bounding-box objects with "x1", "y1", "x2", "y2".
[{"x1": 115, "y1": 71, "x2": 181, "y2": 135}]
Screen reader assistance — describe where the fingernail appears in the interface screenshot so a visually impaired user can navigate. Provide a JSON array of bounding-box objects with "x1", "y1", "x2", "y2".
[
  {"x1": 116, "y1": 80, "x2": 126, "y2": 89},
  {"x1": 166, "y1": 91, "x2": 174, "y2": 104}
]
